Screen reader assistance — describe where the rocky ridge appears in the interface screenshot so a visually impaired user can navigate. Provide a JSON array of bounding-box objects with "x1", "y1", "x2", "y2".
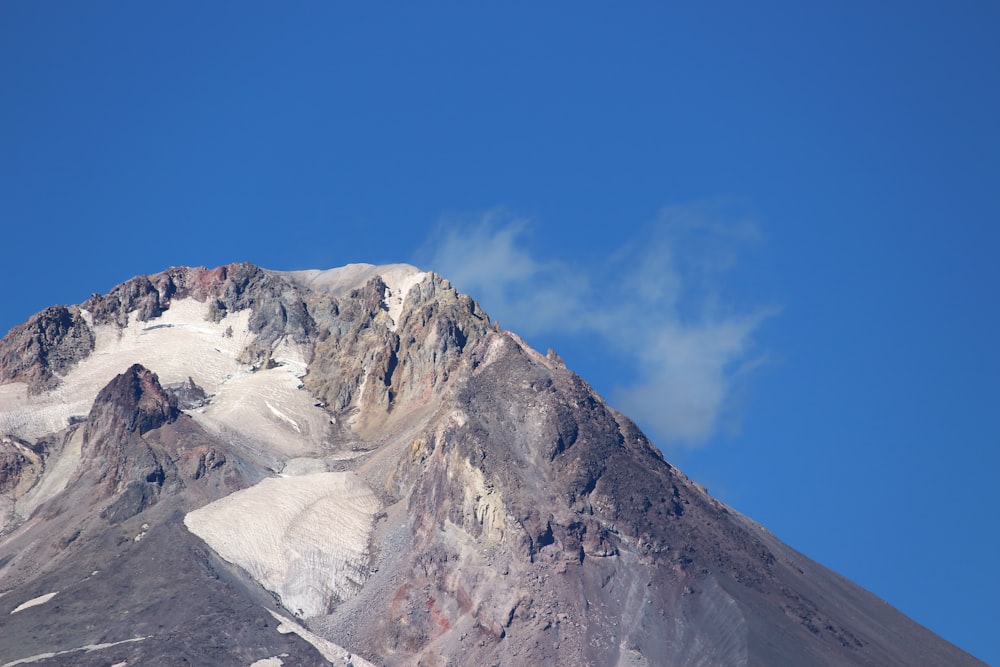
[{"x1": 0, "y1": 262, "x2": 986, "y2": 667}]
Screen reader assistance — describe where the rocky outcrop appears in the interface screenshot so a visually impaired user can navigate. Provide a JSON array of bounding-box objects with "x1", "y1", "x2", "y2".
[
  {"x1": 86, "y1": 363, "x2": 179, "y2": 438},
  {"x1": 84, "y1": 274, "x2": 166, "y2": 327},
  {"x1": 82, "y1": 265, "x2": 231, "y2": 328},
  {"x1": 0, "y1": 436, "x2": 42, "y2": 496},
  {"x1": 164, "y1": 377, "x2": 210, "y2": 409},
  {"x1": 303, "y1": 272, "x2": 491, "y2": 437},
  {"x1": 224, "y1": 263, "x2": 316, "y2": 368},
  {"x1": 79, "y1": 364, "x2": 177, "y2": 521},
  {"x1": 0, "y1": 305, "x2": 95, "y2": 393},
  {"x1": 323, "y1": 328, "x2": 765, "y2": 665}
]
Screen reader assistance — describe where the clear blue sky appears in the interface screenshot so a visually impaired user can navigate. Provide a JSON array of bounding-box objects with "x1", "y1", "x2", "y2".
[{"x1": 2, "y1": 2, "x2": 997, "y2": 663}]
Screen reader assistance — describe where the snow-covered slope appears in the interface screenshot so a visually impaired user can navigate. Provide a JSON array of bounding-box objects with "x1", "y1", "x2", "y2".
[
  {"x1": 185, "y1": 471, "x2": 380, "y2": 618},
  {"x1": 0, "y1": 299, "x2": 253, "y2": 440}
]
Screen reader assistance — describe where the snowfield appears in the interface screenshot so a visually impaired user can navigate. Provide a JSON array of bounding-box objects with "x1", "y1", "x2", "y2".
[
  {"x1": 0, "y1": 298, "x2": 338, "y2": 463},
  {"x1": 0, "y1": 299, "x2": 254, "y2": 440},
  {"x1": 0, "y1": 267, "x2": 430, "y2": 444},
  {"x1": 184, "y1": 472, "x2": 380, "y2": 618},
  {"x1": 189, "y1": 335, "x2": 336, "y2": 461},
  {"x1": 11, "y1": 426, "x2": 83, "y2": 527},
  {"x1": 0, "y1": 267, "x2": 424, "y2": 663}
]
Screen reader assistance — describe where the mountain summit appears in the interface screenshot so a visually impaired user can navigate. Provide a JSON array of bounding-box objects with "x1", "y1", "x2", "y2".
[{"x1": 0, "y1": 262, "x2": 983, "y2": 666}]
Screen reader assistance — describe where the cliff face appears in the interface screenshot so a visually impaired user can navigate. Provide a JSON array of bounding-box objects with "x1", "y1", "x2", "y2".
[
  {"x1": 0, "y1": 263, "x2": 985, "y2": 667},
  {"x1": 0, "y1": 305, "x2": 95, "y2": 393}
]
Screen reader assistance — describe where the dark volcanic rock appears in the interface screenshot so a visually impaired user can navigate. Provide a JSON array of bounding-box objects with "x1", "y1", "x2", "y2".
[
  {"x1": 79, "y1": 365, "x2": 178, "y2": 515},
  {"x1": 84, "y1": 274, "x2": 165, "y2": 327},
  {"x1": 0, "y1": 509, "x2": 330, "y2": 666},
  {"x1": 82, "y1": 265, "x2": 231, "y2": 328},
  {"x1": 0, "y1": 305, "x2": 95, "y2": 393},
  {"x1": 87, "y1": 364, "x2": 179, "y2": 437},
  {"x1": 221, "y1": 262, "x2": 317, "y2": 368},
  {"x1": 164, "y1": 377, "x2": 210, "y2": 409}
]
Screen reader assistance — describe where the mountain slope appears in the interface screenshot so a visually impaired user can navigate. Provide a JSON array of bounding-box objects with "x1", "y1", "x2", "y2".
[{"x1": 0, "y1": 262, "x2": 984, "y2": 666}]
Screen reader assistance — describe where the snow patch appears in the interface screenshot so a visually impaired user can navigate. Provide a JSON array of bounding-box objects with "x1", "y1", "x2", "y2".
[
  {"x1": 10, "y1": 591, "x2": 57, "y2": 614},
  {"x1": 265, "y1": 401, "x2": 301, "y2": 433},
  {"x1": 1, "y1": 637, "x2": 146, "y2": 667},
  {"x1": 184, "y1": 472, "x2": 380, "y2": 618},
  {"x1": 269, "y1": 611, "x2": 377, "y2": 667},
  {"x1": 284, "y1": 263, "x2": 419, "y2": 296},
  {"x1": 249, "y1": 659, "x2": 283, "y2": 667},
  {"x1": 380, "y1": 266, "x2": 428, "y2": 330},
  {"x1": 134, "y1": 523, "x2": 150, "y2": 542},
  {"x1": 190, "y1": 345, "x2": 333, "y2": 460}
]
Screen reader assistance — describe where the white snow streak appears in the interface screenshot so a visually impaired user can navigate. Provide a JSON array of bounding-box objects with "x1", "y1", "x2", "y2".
[
  {"x1": 1, "y1": 636, "x2": 146, "y2": 666},
  {"x1": 10, "y1": 591, "x2": 57, "y2": 614},
  {"x1": 269, "y1": 610, "x2": 378, "y2": 667}
]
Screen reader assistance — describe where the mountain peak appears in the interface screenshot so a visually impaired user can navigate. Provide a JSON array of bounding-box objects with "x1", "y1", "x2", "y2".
[
  {"x1": 0, "y1": 263, "x2": 985, "y2": 667},
  {"x1": 88, "y1": 363, "x2": 178, "y2": 436}
]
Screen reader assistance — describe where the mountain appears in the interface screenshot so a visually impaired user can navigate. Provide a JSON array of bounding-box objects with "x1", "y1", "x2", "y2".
[{"x1": 0, "y1": 262, "x2": 984, "y2": 666}]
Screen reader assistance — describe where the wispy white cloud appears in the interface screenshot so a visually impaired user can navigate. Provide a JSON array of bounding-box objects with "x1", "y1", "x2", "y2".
[
  {"x1": 423, "y1": 204, "x2": 776, "y2": 448},
  {"x1": 425, "y1": 211, "x2": 589, "y2": 335}
]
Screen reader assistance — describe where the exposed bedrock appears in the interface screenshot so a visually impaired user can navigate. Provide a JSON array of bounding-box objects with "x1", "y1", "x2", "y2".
[
  {"x1": 51, "y1": 363, "x2": 250, "y2": 531},
  {"x1": 317, "y1": 326, "x2": 760, "y2": 666},
  {"x1": 0, "y1": 436, "x2": 42, "y2": 498},
  {"x1": 86, "y1": 363, "x2": 179, "y2": 438},
  {"x1": 78, "y1": 364, "x2": 174, "y2": 510},
  {"x1": 0, "y1": 305, "x2": 95, "y2": 393},
  {"x1": 303, "y1": 272, "x2": 491, "y2": 438}
]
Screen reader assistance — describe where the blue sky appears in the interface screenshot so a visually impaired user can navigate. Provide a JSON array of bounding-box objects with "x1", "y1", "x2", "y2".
[{"x1": 2, "y1": 2, "x2": 998, "y2": 663}]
